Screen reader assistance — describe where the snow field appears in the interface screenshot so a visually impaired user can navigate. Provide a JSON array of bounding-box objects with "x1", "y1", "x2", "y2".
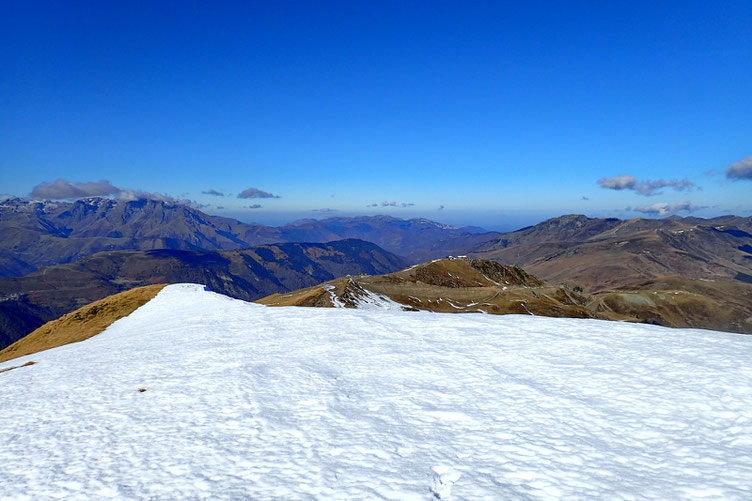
[{"x1": 1, "y1": 283, "x2": 751, "y2": 499}]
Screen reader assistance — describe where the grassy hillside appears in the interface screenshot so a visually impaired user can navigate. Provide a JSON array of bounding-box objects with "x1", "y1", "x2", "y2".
[
  {"x1": 258, "y1": 258, "x2": 752, "y2": 333},
  {"x1": 470, "y1": 215, "x2": 752, "y2": 291},
  {"x1": 0, "y1": 284, "x2": 167, "y2": 363}
]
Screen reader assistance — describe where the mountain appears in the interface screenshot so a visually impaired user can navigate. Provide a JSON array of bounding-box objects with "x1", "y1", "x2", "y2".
[
  {"x1": 0, "y1": 197, "x2": 283, "y2": 276},
  {"x1": 259, "y1": 257, "x2": 603, "y2": 318},
  {"x1": 0, "y1": 239, "x2": 408, "y2": 350},
  {"x1": 2, "y1": 283, "x2": 750, "y2": 498},
  {"x1": 591, "y1": 276, "x2": 752, "y2": 333},
  {"x1": 469, "y1": 214, "x2": 752, "y2": 291},
  {"x1": 0, "y1": 197, "x2": 496, "y2": 277},
  {"x1": 280, "y1": 215, "x2": 499, "y2": 262},
  {"x1": 258, "y1": 257, "x2": 752, "y2": 334},
  {"x1": 0, "y1": 284, "x2": 166, "y2": 363}
]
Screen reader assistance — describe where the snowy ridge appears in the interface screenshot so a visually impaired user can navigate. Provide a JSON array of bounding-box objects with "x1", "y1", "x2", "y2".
[{"x1": 1, "y1": 284, "x2": 751, "y2": 499}]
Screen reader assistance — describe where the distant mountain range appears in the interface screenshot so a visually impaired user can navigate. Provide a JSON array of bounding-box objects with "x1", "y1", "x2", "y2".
[
  {"x1": 468, "y1": 214, "x2": 752, "y2": 291},
  {"x1": 7, "y1": 197, "x2": 749, "y2": 292},
  {"x1": 3, "y1": 196, "x2": 752, "y2": 348},
  {"x1": 0, "y1": 239, "x2": 408, "y2": 350},
  {"x1": 0, "y1": 197, "x2": 496, "y2": 277}
]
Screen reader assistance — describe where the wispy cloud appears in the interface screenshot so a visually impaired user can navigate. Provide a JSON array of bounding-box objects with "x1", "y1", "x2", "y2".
[
  {"x1": 726, "y1": 156, "x2": 752, "y2": 181},
  {"x1": 30, "y1": 178, "x2": 207, "y2": 208},
  {"x1": 628, "y1": 200, "x2": 707, "y2": 216},
  {"x1": 598, "y1": 174, "x2": 637, "y2": 191},
  {"x1": 581, "y1": 196, "x2": 589, "y2": 201},
  {"x1": 202, "y1": 189, "x2": 224, "y2": 197},
  {"x1": 244, "y1": 204, "x2": 262, "y2": 209},
  {"x1": 597, "y1": 175, "x2": 697, "y2": 196},
  {"x1": 438, "y1": 205, "x2": 445, "y2": 210},
  {"x1": 31, "y1": 179, "x2": 121, "y2": 199},
  {"x1": 237, "y1": 187, "x2": 280, "y2": 199},
  {"x1": 376, "y1": 201, "x2": 414, "y2": 207},
  {"x1": 313, "y1": 208, "x2": 337, "y2": 213}
]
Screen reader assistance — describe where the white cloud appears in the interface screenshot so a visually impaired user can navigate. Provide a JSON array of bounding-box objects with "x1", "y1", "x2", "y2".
[
  {"x1": 726, "y1": 156, "x2": 752, "y2": 181},
  {"x1": 31, "y1": 179, "x2": 121, "y2": 199},
  {"x1": 30, "y1": 178, "x2": 206, "y2": 209},
  {"x1": 237, "y1": 187, "x2": 280, "y2": 199},
  {"x1": 630, "y1": 200, "x2": 707, "y2": 216},
  {"x1": 598, "y1": 175, "x2": 697, "y2": 196}
]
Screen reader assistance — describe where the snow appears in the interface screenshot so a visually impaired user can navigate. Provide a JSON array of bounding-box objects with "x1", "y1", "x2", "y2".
[
  {"x1": 1, "y1": 283, "x2": 752, "y2": 500},
  {"x1": 351, "y1": 288, "x2": 405, "y2": 310},
  {"x1": 322, "y1": 284, "x2": 345, "y2": 308},
  {"x1": 445, "y1": 299, "x2": 464, "y2": 309}
]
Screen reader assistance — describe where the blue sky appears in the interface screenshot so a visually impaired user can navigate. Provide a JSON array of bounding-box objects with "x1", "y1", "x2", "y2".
[{"x1": 1, "y1": 1, "x2": 750, "y2": 230}]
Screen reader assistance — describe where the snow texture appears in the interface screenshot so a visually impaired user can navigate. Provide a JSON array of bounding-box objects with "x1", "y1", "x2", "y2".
[
  {"x1": 351, "y1": 288, "x2": 406, "y2": 311},
  {"x1": 1, "y1": 283, "x2": 752, "y2": 500}
]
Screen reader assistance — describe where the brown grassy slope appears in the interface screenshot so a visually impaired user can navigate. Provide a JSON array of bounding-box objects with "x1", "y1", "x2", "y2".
[
  {"x1": 257, "y1": 277, "x2": 352, "y2": 308},
  {"x1": 0, "y1": 361, "x2": 36, "y2": 375},
  {"x1": 258, "y1": 259, "x2": 632, "y2": 322},
  {"x1": 590, "y1": 277, "x2": 752, "y2": 333},
  {"x1": 257, "y1": 258, "x2": 752, "y2": 333},
  {"x1": 471, "y1": 218, "x2": 752, "y2": 292},
  {"x1": 0, "y1": 284, "x2": 167, "y2": 363}
]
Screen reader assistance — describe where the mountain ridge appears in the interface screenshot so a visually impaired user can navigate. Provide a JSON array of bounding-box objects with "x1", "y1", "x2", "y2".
[
  {"x1": 0, "y1": 197, "x2": 498, "y2": 276},
  {"x1": 469, "y1": 213, "x2": 752, "y2": 290},
  {"x1": 0, "y1": 238, "x2": 408, "y2": 350},
  {"x1": 258, "y1": 257, "x2": 752, "y2": 334}
]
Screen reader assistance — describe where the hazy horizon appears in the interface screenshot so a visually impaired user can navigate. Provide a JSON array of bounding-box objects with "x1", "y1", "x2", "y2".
[{"x1": 5, "y1": 193, "x2": 750, "y2": 234}]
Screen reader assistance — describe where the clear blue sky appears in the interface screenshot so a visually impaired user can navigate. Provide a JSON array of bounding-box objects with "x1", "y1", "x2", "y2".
[{"x1": 1, "y1": 1, "x2": 750, "y2": 230}]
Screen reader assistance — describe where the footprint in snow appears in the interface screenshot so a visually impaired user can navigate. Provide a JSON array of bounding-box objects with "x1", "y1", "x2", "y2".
[{"x1": 430, "y1": 465, "x2": 462, "y2": 500}]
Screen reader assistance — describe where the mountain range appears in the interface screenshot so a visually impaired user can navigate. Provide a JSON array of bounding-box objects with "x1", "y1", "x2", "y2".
[
  {"x1": 0, "y1": 197, "x2": 494, "y2": 277},
  {"x1": 3, "y1": 196, "x2": 752, "y2": 349},
  {"x1": 469, "y1": 214, "x2": 752, "y2": 290},
  {"x1": 5, "y1": 197, "x2": 751, "y2": 292},
  {"x1": 0, "y1": 239, "x2": 407, "y2": 350}
]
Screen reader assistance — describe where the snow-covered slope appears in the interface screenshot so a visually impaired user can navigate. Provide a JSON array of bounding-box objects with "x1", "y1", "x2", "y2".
[{"x1": 1, "y1": 284, "x2": 751, "y2": 500}]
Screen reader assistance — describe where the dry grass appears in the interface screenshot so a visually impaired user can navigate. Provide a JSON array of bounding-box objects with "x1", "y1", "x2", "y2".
[
  {"x1": 256, "y1": 278, "x2": 350, "y2": 307},
  {"x1": 0, "y1": 360, "x2": 36, "y2": 375},
  {"x1": 256, "y1": 260, "x2": 630, "y2": 322},
  {"x1": 0, "y1": 284, "x2": 167, "y2": 363},
  {"x1": 259, "y1": 258, "x2": 752, "y2": 333}
]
